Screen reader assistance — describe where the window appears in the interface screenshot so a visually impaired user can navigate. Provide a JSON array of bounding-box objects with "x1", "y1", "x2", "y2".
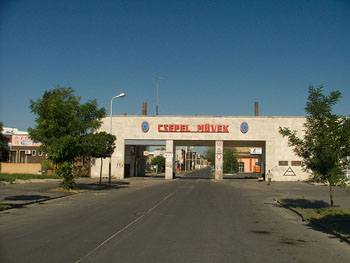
[
  {"x1": 38, "y1": 151, "x2": 43, "y2": 156},
  {"x1": 32, "y1": 150, "x2": 36, "y2": 156},
  {"x1": 279, "y1": 161, "x2": 288, "y2": 166},
  {"x1": 239, "y1": 162, "x2": 244, "y2": 172},
  {"x1": 291, "y1": 161, "x2": 302, "y2": 166}
]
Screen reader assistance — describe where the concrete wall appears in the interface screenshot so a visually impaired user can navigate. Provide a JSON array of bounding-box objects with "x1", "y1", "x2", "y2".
[
  {"x1": 0, "y1": 163, "x2": 42, "y2": 174},
  {"x1": 91, "y1": 115, "x2": 310, "y2": 181}
]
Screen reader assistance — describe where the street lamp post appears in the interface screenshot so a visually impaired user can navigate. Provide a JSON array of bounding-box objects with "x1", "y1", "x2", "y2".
[{"x1": 109, "y1": 92, "x2": 126, "y2": 184}]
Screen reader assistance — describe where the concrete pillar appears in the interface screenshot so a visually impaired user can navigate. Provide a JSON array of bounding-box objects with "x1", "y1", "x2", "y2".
[
  {"x1": 111, "y1": 139, "x2": 125, "y2": 179},
  {"x1": 140, "y1": 146, "x2": 146, "y2": 177},
  {"x1": 215, "y1": 140, "x2": 223, "y2": 180},
  {"x1": 165, "y1": 140, "x2": 175, "y2": 180},
  {"x1": 265, "y1": 141, "x2": 274, "y2": 181}
]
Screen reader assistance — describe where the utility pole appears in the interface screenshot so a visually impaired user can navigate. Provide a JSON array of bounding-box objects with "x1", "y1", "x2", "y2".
[{"x1": 156, "y1": 73, "x2": 163, "y2": 115}]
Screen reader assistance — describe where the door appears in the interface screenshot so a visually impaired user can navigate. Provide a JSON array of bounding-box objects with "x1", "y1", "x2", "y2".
[
  {"x1": 19, "y1": 151, "x2": 26, "y2": 163},
  {"x1": 124, "y1": 164, "x2": 130, "y2": 178}
]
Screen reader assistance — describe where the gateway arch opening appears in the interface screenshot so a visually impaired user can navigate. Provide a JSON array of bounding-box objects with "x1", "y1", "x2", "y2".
[
  {"x1": 124, "y1": 139, "x2": 265, "y2": 180},
  {"x1": 174, "y1": 140, "x2": 265, "y2": 180}
]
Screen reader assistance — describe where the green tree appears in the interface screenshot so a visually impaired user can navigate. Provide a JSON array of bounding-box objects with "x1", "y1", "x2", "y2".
[
  {"x1": 223, "y1": 147, "x2": 239, "y2": 173},
  {"x1": 82, "y1": 132, "x2": 116, "y2": 184},
  {"x1": 0, "y1": 122, "x2": 9, "y2": 155},
  {"x1": 29, "y1": 87, "x2": 106, "y2": 189},
  {"x1": 155, "y1": 147, "x2": 166, "y2": 151},
  {"x1": 203, "y1": 147, "x2": 215, "y2": 165},
  {"x1": 151, "y1": 155, "x2": 166, "y2": 173},
  {"x1": 279, "y1": 85, "x2": 350, "y2": 207}
]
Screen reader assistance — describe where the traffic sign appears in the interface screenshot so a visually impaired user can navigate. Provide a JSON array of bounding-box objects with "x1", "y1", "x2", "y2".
[{"x1": 250, "y1": 148, "x2": 262, "y2": 154}]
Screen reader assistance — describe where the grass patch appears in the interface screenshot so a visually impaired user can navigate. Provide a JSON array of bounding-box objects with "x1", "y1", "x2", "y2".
[
  {"x1": 316, "y1": 209, "x2": 350, "y2": 218},
  {"x1": 0, "y1": 173, "x2": 61, "y2": 183},
  {"x1": 0, "y1": 203, "x2": 12, "y2": 211},
  {"x1": 279, "y1": 198, "x2": 350, "y2": 241}
]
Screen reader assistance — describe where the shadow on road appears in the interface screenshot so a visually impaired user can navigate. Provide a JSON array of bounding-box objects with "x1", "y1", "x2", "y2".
[
  {"x1": 175, "y1": 175, "x2": 214, "y2": 180},
  {"x1": 224, "y1": 173, "x2": 260, "y2": 180},
  {"x1": 280, "y1": 198, "x2": 350, "y2": 243},
  {"x1": 75, "y1": 181, "x2": 130, "y2": 191},
  {"x1": 5, "y1": 195, "x2": 50, "y2": 201},
  {"x1": 223, "y1": 176, "x2": 259, "y2": 180},
  {"x1": 143, "y1": 174, "x2": 165, "y2": 179},
  {"x1": 308, "y1": 214, "x2": 350, "y2": 241},
  {"x1": 176, "y1": 168, "x2": 214, "y2": 180},
  {"x1": 281, "y1": 198, "x2": 329, "y2": 209}
]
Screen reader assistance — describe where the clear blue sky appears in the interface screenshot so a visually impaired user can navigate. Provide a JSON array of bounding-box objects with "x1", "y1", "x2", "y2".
[{"x1": 1, "y1": 0, "x2": 349, "y2": 131}]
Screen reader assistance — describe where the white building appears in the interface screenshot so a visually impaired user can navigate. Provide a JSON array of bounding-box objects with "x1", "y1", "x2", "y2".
[
  {"x1": 91, "y1": 115, "x2": 309, "y2": 181},
  {"x1": 2, "y1": 127, "x2": 28, "y2": 135}
]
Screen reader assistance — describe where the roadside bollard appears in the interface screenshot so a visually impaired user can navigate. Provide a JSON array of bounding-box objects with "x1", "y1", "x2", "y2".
[{"x1": 267, "y1": 169, "x2": 272, "y2": 185}]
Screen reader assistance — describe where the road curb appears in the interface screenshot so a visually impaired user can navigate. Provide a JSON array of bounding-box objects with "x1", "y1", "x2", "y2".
[{"x1": 275, "y1": 198, "x2": 307, "y2": 221}]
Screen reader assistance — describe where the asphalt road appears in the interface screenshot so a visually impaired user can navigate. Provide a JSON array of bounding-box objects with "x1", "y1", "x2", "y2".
[{"x1": 1, "y1": 169, "x2": 350, "y2": 262}]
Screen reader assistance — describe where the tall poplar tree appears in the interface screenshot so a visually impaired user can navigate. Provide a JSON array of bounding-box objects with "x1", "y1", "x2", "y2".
[
  {"x1": 203, "y1": 147, "x2": 215, "y2": 165},
  {"x1": 223, "y1": 147, "x2": 239, "y2": 173}
]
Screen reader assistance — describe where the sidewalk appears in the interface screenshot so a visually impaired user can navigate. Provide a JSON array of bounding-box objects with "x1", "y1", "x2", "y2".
[
  {"x1": 226, "y1": 179, "x2": 350, "y2": 211},
  {"x1": 0, "y1": 178, "x2": 128, "y2": 211},
  {"x1": 223, "y1": 179, "x2": 350, "y2": 243},
  {"x1": 271, "y1": 181, "x2": 350, "y2": 211}
]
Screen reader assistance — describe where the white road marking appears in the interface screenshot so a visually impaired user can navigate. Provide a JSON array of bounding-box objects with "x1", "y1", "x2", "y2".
[{"x1": 74, "y1": 189, "x2": 178, "y2": 263}]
